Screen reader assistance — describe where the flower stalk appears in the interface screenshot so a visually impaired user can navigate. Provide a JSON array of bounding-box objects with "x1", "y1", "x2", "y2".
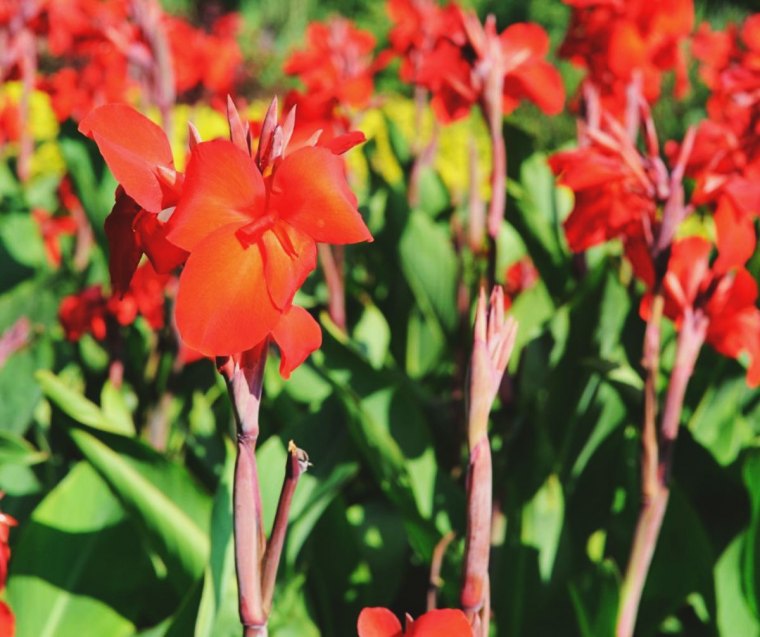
[{"x1": 461, "y1": 287, "x2": 517, "y2": 635}]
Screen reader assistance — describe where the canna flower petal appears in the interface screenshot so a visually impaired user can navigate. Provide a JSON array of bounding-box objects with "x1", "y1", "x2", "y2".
[
  {"x1": 261, "y1": 223, "x2": 317, "y2": 310},
  {"x1": 503, "y1": 60, "x2": 565, "y2": 116},
  {"x1": 174, "y1": 223, "x2": 281, "y2": 356},
  {"x1": 169, "y1": 140, "x2": 266, "y2": 252},
  {"x1": 408, "y1": 609, "x2": 473, "y2": 636},
  {"x1": 357, "y1": 607, "x2": 403, "y2": 637},
  {"x1": 271, "y1": 304, "x2": 322, "y2": 379},
  {"x1": 104, "y1": 189, "x2": 143, "y2": 296},
  {"x1": 272, "y1": 146, "x2": 372, "y2": 244},
  {"x1": 79, "y1": 104, "x2": 175, "y2": 212}
]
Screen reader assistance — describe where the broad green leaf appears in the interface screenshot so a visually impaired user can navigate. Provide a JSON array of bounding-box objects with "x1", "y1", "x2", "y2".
[
  {"x1": 716, "y1": 534, "x2": 760, "y2": 636},
  {"x1": 65, "y1": 426, "x2": 210, "y2": 592},
  {"x1": 195, "y1": 440, "x2": 239, "y2": 637},
  {"x1": 521, "y1": 473, "x2": 564, "y2": 581},
  {"x1": 7, "y1": 463, "x2": 156, "y2": 637},
  {"x1": 0, "y1": 213, "x2": 47, "y2": 268},
  {"x1": 37, "y1": 370, "x2": 132, "y2": 435},
  {"x1": 353, "y1": 302, "x2": 391, "y2": 369},
  {"x1": 398, "y1": 210, "x2": 458, "y2": 333}
]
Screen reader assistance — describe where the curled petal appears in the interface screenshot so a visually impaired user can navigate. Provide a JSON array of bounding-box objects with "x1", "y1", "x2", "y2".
[
  {"x1": 504, "y1": 61, "x2": 565, "y2": 116},
  {"x1": 104, "y1": 190, "x2": 143, "y2": 296},
  {"x1": 79, "y1": 104, "x2": 174, "y2": 212},
  {"x1": 357, "y1": 607, "x2": 402, "y2": 637},
  {"x1": 272, "y1": 147, "x2": 372, "y2": 244},
  {"x1": 169, "y1": 140, "x2": 266, "y2": 252},
  {"x1": 175, "y1": 223, "x2": 281, "y2": 356},
  {"x1": 271, "y1": 305, "x2": 322, "y2": 379}
]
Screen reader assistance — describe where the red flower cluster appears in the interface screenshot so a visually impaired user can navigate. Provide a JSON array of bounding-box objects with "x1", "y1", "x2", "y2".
[
  {"x1": 402, "y1": 4, "x2": 564, "y2": 123},
  {"x1": 549, "y1": 115, "x2": 664, "y2": 252},
  {"x1": 559, "y1": 0, "x2": 693, "y2": 117},
  {"x1": 283, "y1": 17, "x2": 388, "y2": 143},
  {"x1": 1, "y1": 0, "x2": 242, "y2": 123},
  {"x1": 59, "y1": 262, "x2": 168, "y2": 342},
  {"x1": 678, "y1": 14, "x2": 760, "y2": 268},
  {"x1": 634, "y1": 237, "x2": 760, "y2": 385},
  {"x1": 357, "y1": 607, "x2": 472, "y2": 637},
  {"x1": 80, "y1": 99, "x2": 371, "y2": 376}
]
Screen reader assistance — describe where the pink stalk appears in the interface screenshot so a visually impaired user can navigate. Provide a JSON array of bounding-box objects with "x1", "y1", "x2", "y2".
[
  {"x1": 461, "y1": 288, "x2": 517, "y2": 635},
  {"x1": 427, "y1": 531, "x2": 456, "y2": 611},
  {"x1": 318, "y1": 244, "x2": 346, "y2": 332},
  {"x1": 0, "y1": 317, "x2": 30, "y2": 368},
  {"x1": 616, "y1": 310, "x2": 707, "y2": 637},
  {"x1": 220, "y1": 346, "x2": 268, "y2": 637},
  {"x1": 261, "y1": 441, "x2": 310, "y2": 615}
]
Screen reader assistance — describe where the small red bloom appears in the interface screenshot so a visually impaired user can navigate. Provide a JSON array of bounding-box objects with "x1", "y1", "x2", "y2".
[
  {"x1": 31, "y1": 208, "x2": 77, "y2": 268},
  {"x1": 59, "y1": 285, "x2": 137, "y2": 342},
  {"x1": 357, "y1": 607, "x2": 473, "y2": 637}
]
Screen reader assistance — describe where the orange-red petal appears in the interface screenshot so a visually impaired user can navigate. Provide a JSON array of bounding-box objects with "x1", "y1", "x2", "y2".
[
  {"x1": 79, "y1": 104, "x2": 174, "y2": 212},
  {"x1": 408, "y1": 609, "x2": 473, "y2": 637},
  {"x1": 174, "y1": 223, "x2": 281, "y2": 356},
  {"x1": 104, "y1": 190, "x2": 143, "y2": 296},
  {"x1": 169, "y1": 140, "x2": 266, "y2": 252},
  {"x1": 270, "y1": 305, "x2": 322, "y2": 378},
  {"x1": 271, "y1": 147, "x2": 372, "y2": 244},
  {"x1": 357, "y1": 607, "x2": 403, "y2": 637},
  {"x1": 261, "y1": 222, "x2": 317, "y2": 310}
]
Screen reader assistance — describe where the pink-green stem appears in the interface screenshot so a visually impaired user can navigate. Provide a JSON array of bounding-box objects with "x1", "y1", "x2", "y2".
[
  {"x1": 427, "y1": 531, "x2": 456, "y2": 611},
  {"x1": 318, "y1": 244, "x2": 346, "y2": 332},
  {"x1": 222, "y1": 348, "x2": 268, "y2": 637},
  {"x1": 261, "y1": 442, "x2": 309, "y2": 615},
  {"x1": 461, "y1": 435, "x2": 493, "y2": 631},
  {"x1": 616, "y1": 311, "x2": 706, "y2": 637}
]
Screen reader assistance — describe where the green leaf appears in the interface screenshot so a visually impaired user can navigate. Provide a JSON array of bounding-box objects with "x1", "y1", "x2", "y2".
[
  {"x1": 0, "y1": 430, "x2": 47, "y2": 465},
  {"x1": 353, "y1": 302, "x2": 391, "y2": 369},
  {"x1": 7, "y1": 463, "x2": 158, "y2": 637},
  {"x1": 64, "y1": 426, "x2": 211, "y2": 593},
  {"x1": 0, "y1": 213, "x2": 47, "y2": 269},
  {"x1": 716, "y1": 534, "x2": 760, "y2": 636},
  {"x1": 398, "y1": 210, "x2": 458, "y2": 334},
  {"x1": 521, "y1": 473, "x2": 564, "y2": 581},
  {"x1": 742, "y1": 451, "x2": 760, "y2": 621},
  {"x1": 194, "y1": 440, "x2": 239, "y2": 637},
  {"x1": 37, "y1": 370, "x2": 133, "y2": 435}
]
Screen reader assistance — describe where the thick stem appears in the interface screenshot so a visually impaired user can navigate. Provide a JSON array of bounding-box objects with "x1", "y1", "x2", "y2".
[
  {"x1": 222, "y1": 347, "x2": 268, "y2": 637},
  {"x1": 616, "y1": 311, "x2": 706, "y2": 637},
  {"x1": 484, "y1": 98, "x2": 506, "y2": 242},
  {"x1": 261, "y1": 441, "x2": 309, "y2": 615},
  {"x1": 318, "y1": 244, "x2": 346, "y2": 332},
  {"x1": 235, "y1": 433, "x2": 266, "y2": 631},
  {"x1": 461, "y1": 436, "x2": 493, "y2": 623}
]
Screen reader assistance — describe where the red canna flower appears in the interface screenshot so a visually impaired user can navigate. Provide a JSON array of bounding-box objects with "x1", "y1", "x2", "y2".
[
  {"x1": 78, "y1": 103, "x2": 187, "y2": 295},
  {"x1": 634, "y1": 237, "x2": 760, "y2": 386},
  {"x1": 284, "y1": 18, "x2": 388, "y2": 112},
  {"x1": 559, "y1": 0, "x2": 693, "y2": 117},
  {"x1": 357, "y1": 607, "x2": 473, "y2": 637},
  {"x1": 416, "y1": 9, "x2": 564, "y2": 124},
  {"x1": 166, "y1": 100, "x2": 372, "y2": 375},
  {"x1": 0, "y1": 499, "x2": 16, "y2": 637},
  {"x1": 549, "y1": 118, "x2": 659, "y2": 252}
]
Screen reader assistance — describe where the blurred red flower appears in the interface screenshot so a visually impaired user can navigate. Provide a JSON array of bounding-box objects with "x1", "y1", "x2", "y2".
[
  {"x1": 31, "y1": 208, "x2": 77, "y2": 268},
  {"x1": 416, "y1": 9, "x2": 564, "y2": 123},
  {"x1": 634, "y1": 237, "x2": 760, "y2": 386},
  {"x1": 357, "y1": 607, "x2": 473, "y2": 637},
  {"x1": 560, "y1": 0, "x2": 693, "y2": 116}
]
